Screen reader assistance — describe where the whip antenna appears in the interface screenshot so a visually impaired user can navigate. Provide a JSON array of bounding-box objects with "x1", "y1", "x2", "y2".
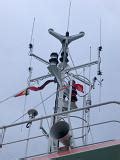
[
  {"x1": 97, "y1": 18, "x2": 102, "y2": 76},
  {"x1": 30, "y1": 17, "x2": 35, "y2": 44},
  {"x1": 98, "y1": 18, "x2": 103, "y2": 105},
  {"x1": 100, "y1": 17, "x2": 102, "y2": 46},
  {"x1": 67, "y1": 0, "x2": 72, "y2": 32}
]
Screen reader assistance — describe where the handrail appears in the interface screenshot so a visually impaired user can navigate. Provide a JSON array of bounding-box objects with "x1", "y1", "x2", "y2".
[
  {"x1": 72, "y1": 120, "x2": 120, "y2": 131},
  {"x1": 0, "y1": 101, "x2": 120, "y2": 130},
  {"x1": 73, "y1": 120, "x2": 120, "y2": 139},
  {"x1": 2, "y1": 120, "x2": 119, "y2": 146},
  {"x1": 2, "y1": 134, "x2": 45, "y2": 146}
]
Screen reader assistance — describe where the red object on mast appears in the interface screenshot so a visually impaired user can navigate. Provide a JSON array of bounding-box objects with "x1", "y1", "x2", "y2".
[
  {"x1": 14, "y1": 80, "x2": 55, "y2": 97},
  {"x1": 14, "y1": 90, "x2": 28, "y2": 97},
  {"x1": 73, "y1": 83, "x2": 84, "y2": 93}
]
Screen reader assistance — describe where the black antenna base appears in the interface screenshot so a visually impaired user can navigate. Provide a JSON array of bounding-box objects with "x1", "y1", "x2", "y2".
[
  {"x1": 97, "y1": 70, "x2": 102, "y2": 76},
  {"x1": 29, "y1": 43, "x2": 33, "y2": 49},
  {"x1": 98, "y1": 46, "x2": 102, "y2": 51},
  {"x1": 66, "y1": 32, "x2": 69, "y2": 37}
]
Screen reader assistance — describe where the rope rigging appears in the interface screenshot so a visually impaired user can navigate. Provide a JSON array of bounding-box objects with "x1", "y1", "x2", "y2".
[
  {"x1": 68, "y1": 49, "x2": 78, "y2": 75},
  {"x1": 12, "y1": 90, "x2": 58, "y2": 124},
  {"x1": 11, "y1": 80, "x2": 85, "y2": 124},
  {"x1": 37, "y1": 81, "x2": 50, "y2": 129},
  {"x1": 0, "y1": 96, "x2": 13, "y2": 104}
]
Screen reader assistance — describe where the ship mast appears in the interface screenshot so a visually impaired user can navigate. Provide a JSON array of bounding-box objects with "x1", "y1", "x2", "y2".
[
  {"x1": 27, "y1": 10, "x2": 102, "y2": 153},
  {"x1": 0, "y1": 19, "x2": 104, "y2": 158},
  {"x1": 47, "y1": 28, "x2": 85, "y2": 151},
  {"x1": 29, "y1": 26, "x2": 100, "y2": 152}
]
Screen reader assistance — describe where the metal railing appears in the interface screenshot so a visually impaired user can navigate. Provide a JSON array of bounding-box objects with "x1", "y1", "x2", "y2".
[
  {"x1": 0, "y1": 101, "x2": 120, "y2": 159},
  {"x1": 0, "y1": 101, "x2": 120, "y2": 130}
]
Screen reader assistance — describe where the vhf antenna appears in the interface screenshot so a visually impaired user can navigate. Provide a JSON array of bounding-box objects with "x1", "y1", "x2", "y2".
[
  {"x1": 98, "y1": 18, "x2": 103, "y2": 103},
  {"x1": 29, "y1": 17, "x2": 36, "y2": 52},
  {"x1": 21, "y1": 17, "x2": 36, "y2": 131},
  {"x1": 67, "y1": 0, "x2": 72, "y2": 33},
  {"x1": 100, "y1": 17, "x2": 102, "y2": 47},
  {"x1": 97, "y1": 18, "x2": 102, "y2": 76},
  {"x1": 27, "y1": 17, "x2": 36, "y2": 95}
]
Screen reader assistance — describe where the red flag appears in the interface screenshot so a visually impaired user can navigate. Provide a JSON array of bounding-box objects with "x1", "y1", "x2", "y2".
[
  {"x1": 61, "y1": 83, "x2": 84, "y2": 93},
  {"x1": 14, "y1": 79, "x2": 55, "y2": 97},
  {"x1": 14, "y1": 90, "x2": 28, "y2": 97},
  {"x1": 28, "y1": 86, "x2": 40, "y2": 91},
  {"x1": 28, "y1": 80, "x2": 55, "y2": 91},
  {"x1": 73, "y1": 84, "x2": 84, "y2": 93}
]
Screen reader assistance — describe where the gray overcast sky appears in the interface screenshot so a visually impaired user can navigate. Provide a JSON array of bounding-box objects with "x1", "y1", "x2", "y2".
[{"x1": 0, "y1": 0, "x2": 120, "y2": 159}]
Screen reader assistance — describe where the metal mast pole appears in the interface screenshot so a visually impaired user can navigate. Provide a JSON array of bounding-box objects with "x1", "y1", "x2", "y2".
[{"x1": 48, "y1": 29, "x2": 85, "y2": 151}]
